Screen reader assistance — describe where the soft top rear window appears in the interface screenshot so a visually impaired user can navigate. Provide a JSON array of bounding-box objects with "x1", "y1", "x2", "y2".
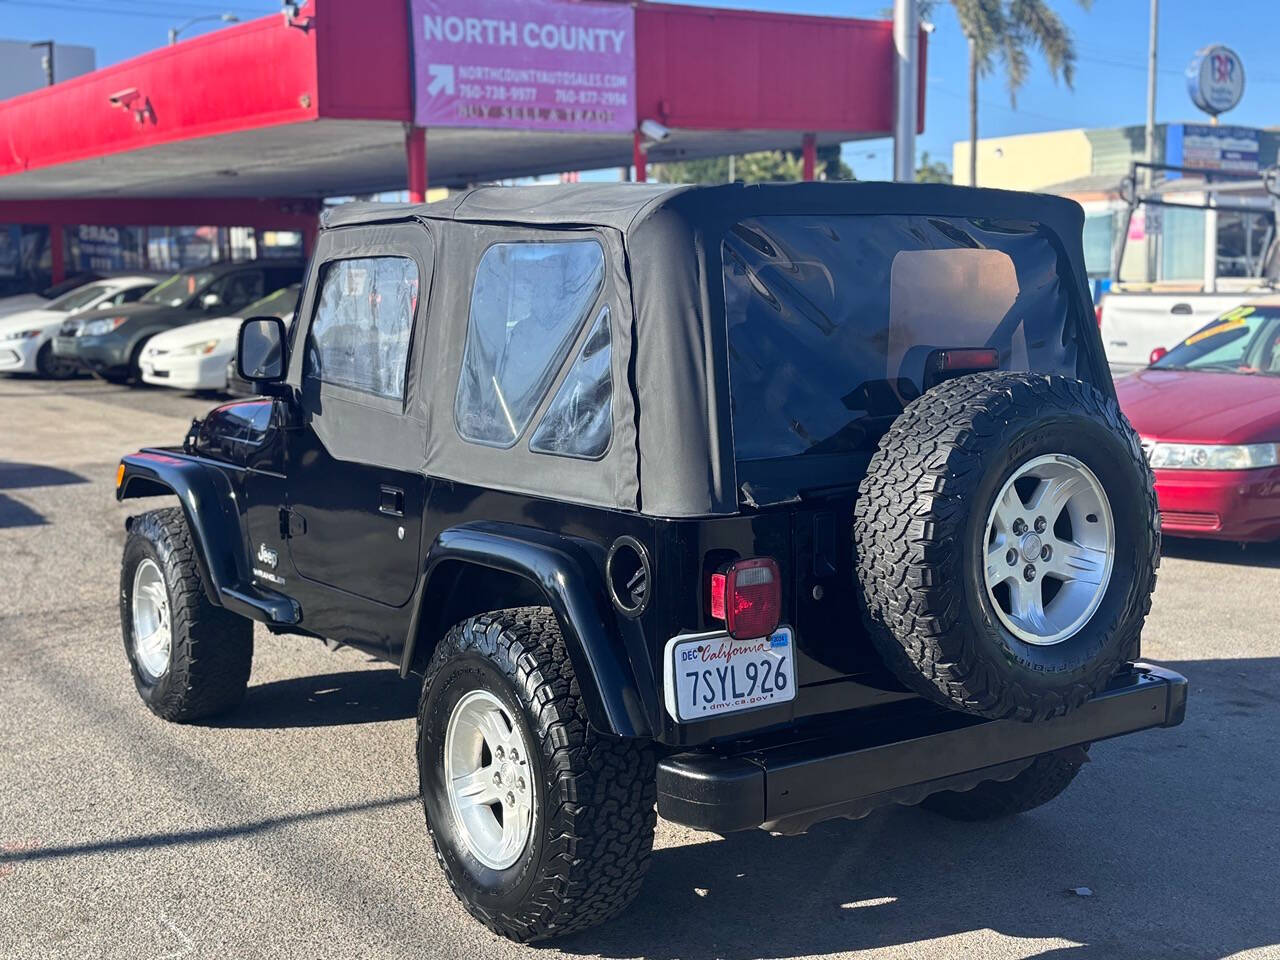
[{"x1": 724, "y1": 215, "x2": 1082, "y2": 464}]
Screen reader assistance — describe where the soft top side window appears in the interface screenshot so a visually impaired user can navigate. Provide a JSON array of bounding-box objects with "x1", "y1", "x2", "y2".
[
  {"x1": 529, "y1": 305, "x2": 613, "y2": 460},
  {"x1": 305, "y1": 256, "x2": 419, "y2": 401},
  {"x1": 455, "y1": 240, "x2": 604, "y2": 448}
]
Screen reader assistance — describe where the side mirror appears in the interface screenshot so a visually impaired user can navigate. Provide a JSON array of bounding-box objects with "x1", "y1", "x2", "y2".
[
  {"x1": 201, "y1": 292, "x2": 222, "y2": 311},
  {"x1": 238, "y1": 316, "x2": 287, "y2": 382},
  {"x1": 1149, "y1": 346, "x2": 1168, "y2": 365}
]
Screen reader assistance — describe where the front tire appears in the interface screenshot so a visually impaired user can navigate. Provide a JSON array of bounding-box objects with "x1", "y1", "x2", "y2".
[
  {"x1": 35, "y1": 341, "x2": 78, "y2": 379},
  {"x1": 418, "y1": 608, "x2": 656, "y2": 942},
  {"x1": 120, "y1": 508, "x2": 253, "y2": 721},
  {"x1": 921, "y1": 747, "x2": 1089, "y2": 821}
]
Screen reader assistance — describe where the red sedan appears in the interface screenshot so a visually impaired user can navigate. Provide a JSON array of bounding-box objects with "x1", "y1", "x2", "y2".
[{"x1": 1115, "y1": 298, "x2": 1280, "y2": 542}]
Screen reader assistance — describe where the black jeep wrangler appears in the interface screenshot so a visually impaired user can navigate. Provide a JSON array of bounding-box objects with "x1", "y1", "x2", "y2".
[{"x1": 116, "y1": 183, "x2": 1185, "y2": 941}]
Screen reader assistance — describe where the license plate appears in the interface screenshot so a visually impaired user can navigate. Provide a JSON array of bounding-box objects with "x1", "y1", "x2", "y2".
[{"x1": 663, "y1": 627, "x2": 796, "y2": 722}]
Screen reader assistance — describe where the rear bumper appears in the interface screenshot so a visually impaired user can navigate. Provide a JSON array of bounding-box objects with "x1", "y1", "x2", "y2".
[
  {"x1": 1154, "y1": 467, "x2": 1280, "y2": 541},
  {"x1": 657, "y1": 663, "x2": 1187, "y2": 834}
]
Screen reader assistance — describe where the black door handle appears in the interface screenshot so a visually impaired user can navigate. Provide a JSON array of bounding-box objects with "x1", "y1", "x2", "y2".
[{"x1": 379, "y1": 485, "x2": 405, "y2": 517}]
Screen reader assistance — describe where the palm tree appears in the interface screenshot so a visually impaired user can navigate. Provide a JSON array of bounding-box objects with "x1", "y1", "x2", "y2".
[{"x1": 919, "y1": 0, "x2": 1090, "y2": 185}]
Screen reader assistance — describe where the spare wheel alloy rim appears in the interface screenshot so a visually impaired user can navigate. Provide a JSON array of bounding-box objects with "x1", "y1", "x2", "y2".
[
  {"x1": 982, "y1": 453, "x2": 1116, "y2": 646},
  {"x1": 131, "y1": 558, "x2": 173, "y2": 679},
  {"x1": 444, "y1": 689, "x2": 534, "y2": 870}
]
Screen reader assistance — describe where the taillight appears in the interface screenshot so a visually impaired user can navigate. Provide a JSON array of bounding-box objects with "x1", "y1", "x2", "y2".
[
  {"x1": 709, "y1": 557, "x2": 782, "y2": 640},
  {"x1": 1095, "y1": 302, "x2": 1104, "y2": 328}
]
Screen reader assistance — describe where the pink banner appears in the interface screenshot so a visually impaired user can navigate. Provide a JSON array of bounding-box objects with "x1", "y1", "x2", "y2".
[{"x1": 411, "y1": 0, "x2": 636, "y2": 133}]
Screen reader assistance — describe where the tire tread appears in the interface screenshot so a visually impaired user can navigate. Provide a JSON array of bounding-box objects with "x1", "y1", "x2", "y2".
[{"x1": 420, "y1": 607, "x2": 656, "y2": 942}]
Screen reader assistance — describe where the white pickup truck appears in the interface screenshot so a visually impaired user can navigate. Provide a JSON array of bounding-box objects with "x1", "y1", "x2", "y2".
[
  {"x1": 1098, "y1": 280, "x2": 1273, "y2": 372},
  {"x1": 1098, "y1": 162, "x2": 1279, "y2": 373}
]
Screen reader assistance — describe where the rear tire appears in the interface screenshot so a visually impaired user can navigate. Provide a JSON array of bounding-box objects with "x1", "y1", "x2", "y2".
[
  {"x1": 120, "y1": 508, "x2": 253, "y2": 721},
  {"x1": 418, "y1": 608, "x2": 656, "y2": 942},
  {"x1": 921, "y1": 747, "x2": 1089, "y2": 821}
]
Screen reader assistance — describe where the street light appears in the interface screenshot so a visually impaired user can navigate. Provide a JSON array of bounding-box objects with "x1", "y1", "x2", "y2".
[{"x1": 168, "y1": 12, "x2": 239, "y2": 45}]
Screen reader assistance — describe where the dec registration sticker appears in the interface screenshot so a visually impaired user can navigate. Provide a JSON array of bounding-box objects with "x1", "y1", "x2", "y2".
[{"x1": 663, "y1": 628, "x2": 796, "y2": 722}]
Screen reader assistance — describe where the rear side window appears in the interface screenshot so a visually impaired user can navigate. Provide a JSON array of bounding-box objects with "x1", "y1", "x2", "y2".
[
  {"x1": 305, "y1": 257, "x2": 419, "y2": 400},
  {"x1": 529, "y1": 305, "x2": 613, "y2": 459},
  {"x1": 456, "y1": 240, "x2": 604, "y2": 447},
  {"x1": 724, "y1": 215, "x2": 1080, "y2": 461}
]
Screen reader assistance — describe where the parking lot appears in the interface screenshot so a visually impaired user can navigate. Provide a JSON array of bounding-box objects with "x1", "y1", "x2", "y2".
[{"x1": 2, "y1": 376, "x2": 1279, "y2": 960}]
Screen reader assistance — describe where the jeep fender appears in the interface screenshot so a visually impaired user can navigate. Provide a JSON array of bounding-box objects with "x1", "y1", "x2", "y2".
[
  {"x1": 116, "y1": 450, "x2": 299, "y2": 624},
  {"x1": 404, "y1": 522, "x2": 656, "y2": 739}
]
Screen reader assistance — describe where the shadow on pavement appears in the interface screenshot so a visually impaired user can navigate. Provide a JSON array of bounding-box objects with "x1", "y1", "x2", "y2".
[
  {"x1": 210, "y1": 668, "x2": 419, "y2": 729},
  {"x1": 0, "y1": 460, "x2": 87, "y2": 490},
  {"x1": 0, "y1": 793, "x2": 418, "y2": 865},
  {"x1": 559, "y1": 655, "x2": 1280, "y2": 960},
  {"x1": 1161, "y1": 536, "x2": 1280, "y2": 569},
  {"x1": 0, "y1": 493, "x2": 47, "y2": 528}
]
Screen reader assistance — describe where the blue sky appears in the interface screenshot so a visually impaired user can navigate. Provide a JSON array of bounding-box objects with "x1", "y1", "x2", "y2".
[{"x1": 2, "y1": 0, "x2": 1277, "y2": 181}]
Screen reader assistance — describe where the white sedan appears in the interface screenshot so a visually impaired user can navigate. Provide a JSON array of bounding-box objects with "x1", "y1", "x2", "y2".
[
  {"x1": 0, "y1": 275, "x2": 158, "y2": 378},
  {"x1": 140, "y1": 284, "x2": 299, "y2": 392}
]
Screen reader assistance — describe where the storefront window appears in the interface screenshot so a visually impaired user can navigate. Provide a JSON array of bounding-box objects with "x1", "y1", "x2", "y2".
[{"x1": 0, "y1": 225, "x2": 52, "y2": 296}]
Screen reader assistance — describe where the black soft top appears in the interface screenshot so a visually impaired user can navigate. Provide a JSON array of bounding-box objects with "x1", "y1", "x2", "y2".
[
  {"x1": 311, "y1": 183, "x2": 1097, "y2": 518},
  {"x1": 322, "y1": 181, "x2": 1087, "y2": 241}
]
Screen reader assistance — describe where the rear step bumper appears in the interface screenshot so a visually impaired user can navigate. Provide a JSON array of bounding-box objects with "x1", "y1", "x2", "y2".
[{"x1": 657, "y1": 663, "x2": 1187, "y2": 834}]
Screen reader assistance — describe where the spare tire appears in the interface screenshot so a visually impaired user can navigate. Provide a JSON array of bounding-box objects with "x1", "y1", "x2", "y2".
[{"x1": 853, "y1": 372, "x2": 1158, "y2": 722}]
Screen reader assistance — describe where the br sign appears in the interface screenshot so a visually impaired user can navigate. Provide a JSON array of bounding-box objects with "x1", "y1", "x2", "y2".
[
  {"x1": 1186, "y1": 44, "x2": 1245, "y2": 118},
  {"x1": 411, "y1": 0, "x2": 636, "y2": 133}
]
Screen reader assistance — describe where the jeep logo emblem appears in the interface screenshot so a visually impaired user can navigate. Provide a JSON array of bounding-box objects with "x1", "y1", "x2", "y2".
[{"x1": 257, "y1": 543, "x2": 278, "y2": 569}]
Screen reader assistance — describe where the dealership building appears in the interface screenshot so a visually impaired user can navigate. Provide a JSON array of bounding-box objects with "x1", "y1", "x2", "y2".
[{"x1": 0, "y1": 0, "x2": 926, "y2": 296}]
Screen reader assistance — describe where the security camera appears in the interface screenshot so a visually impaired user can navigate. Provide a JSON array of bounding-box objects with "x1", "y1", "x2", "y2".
[
  {"x1": 640, "y1": 119, "x2": 671, "y2": 143},
  {"x1": 107, "y1": 87, "x2": 140, "y2": 108}
]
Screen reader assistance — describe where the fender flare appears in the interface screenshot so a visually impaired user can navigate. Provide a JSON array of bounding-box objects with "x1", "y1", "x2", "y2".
[
  {"x1": 403, "y1": 522, "x2": 657, "y2": 739},
  {"x1": 116, "y1": 450, "x2": 299, "y2": 624}
]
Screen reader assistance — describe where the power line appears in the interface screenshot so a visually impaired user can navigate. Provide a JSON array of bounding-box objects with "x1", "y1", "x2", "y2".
[
  {"x1": 927, "y1": 80, "x2": 1077, "y2": 126},
  {"x1": 1077, "y1": 52, "x2": 1280, "y2": 86},
  {"x1": 0, "y1": 0, "x2": 270, "y2": 19}
]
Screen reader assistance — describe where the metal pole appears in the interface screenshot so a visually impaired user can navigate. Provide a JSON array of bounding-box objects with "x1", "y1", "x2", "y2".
[
  {"x1": 802, "y1": 134, "x2": 817, "y2": 181},
  {"x1": 1143, "y1": 0, "x2": 1159, "y2": 281},
  {"x1": 892, "y1": 0, "x2": 918, "y2": 182},
  {"x1": 968, "y1": 34, "x2": 978, "y2": 186},
  {"x1": 405, "y1": 125, "x2": 427, "y2": 202},
  {"x1": 633, "y1": 131, "x2": 647, "y2": 183}
]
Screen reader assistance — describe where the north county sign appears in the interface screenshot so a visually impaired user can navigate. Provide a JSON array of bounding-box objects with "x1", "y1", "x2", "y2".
[
  {"x1": 1186, "y1": 45, "x2": 1245, "y2": 118},
  {"x1": 411, "y1": 0, "x2": 636, "y2": 133}
]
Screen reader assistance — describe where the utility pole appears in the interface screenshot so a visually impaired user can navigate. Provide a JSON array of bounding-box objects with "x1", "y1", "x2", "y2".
[
  {"x1": 1144, "y1": 0, "x2": 1158, "y2": 182},
  {"x1": 30, "y1": 41, "x2": 54, "y2": 86},
  {"x1": 892, "y1": 0, "x2": 918, "y2": 182},
  {"x1": 1143, "y1": 0, "x2": 1159, "y2": 282}
]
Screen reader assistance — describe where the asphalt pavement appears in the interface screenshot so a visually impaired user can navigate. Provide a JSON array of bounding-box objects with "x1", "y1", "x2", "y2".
[{"x1": 2, "y1": 376, "x2": 1278, "y2": 960}]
